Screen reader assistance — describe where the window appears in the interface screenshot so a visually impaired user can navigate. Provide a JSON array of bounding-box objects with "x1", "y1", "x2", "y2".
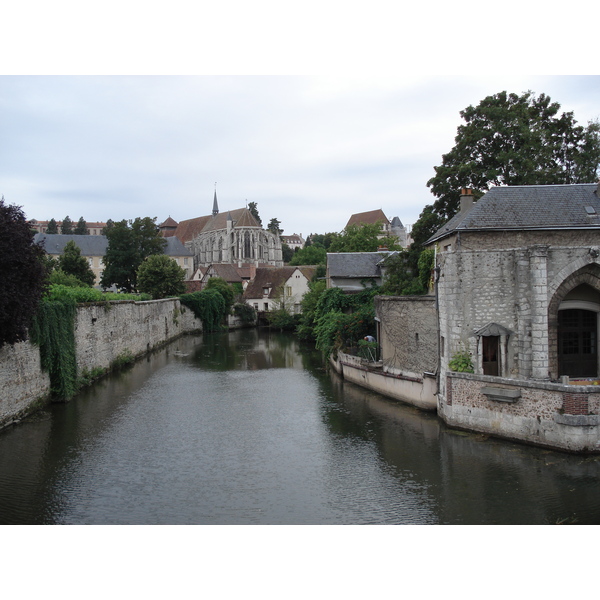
[
  {"x1": 263, "y1": 287, "x2": 269, "y2": 296},
  {"x1": 264, "y1": 303, "x2": 269, "y2": 311},
  {"x1": 286, "y1": 286, "x2": 292, "y2": 297},
  {"x1": 184, "y1": 258, "x2": 188, "y2": 265},
  {"x1": 254, "y1": 303, "x2": 259, "y2": 310}
]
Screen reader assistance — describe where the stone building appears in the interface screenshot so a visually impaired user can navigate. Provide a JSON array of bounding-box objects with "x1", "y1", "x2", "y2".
[
  {"x1": 361, "y1": 183, "x2": 600, "y2": 452},
  {"x1": 160, "y1": 192, "x2": 283, "y2": 270}
]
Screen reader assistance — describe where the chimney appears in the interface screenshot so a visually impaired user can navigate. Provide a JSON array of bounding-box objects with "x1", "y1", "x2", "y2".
[{"x1": 460, "y1": 188, "x2": 473, "y2": 212}]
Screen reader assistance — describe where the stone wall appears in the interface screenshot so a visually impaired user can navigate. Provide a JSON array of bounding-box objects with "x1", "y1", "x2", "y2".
[
  {"x1": 0, "y1": 298, "x2": 202, "y2": 429},
  {"x1": 375, "y1": 295, "x2": 437, "y2": 378},
  {"x1": 441, "y1": 372, "x2": 600, "y2": 453},
  {"x1": 0, "y1": 341, "x2": 51, "y2": 426}
]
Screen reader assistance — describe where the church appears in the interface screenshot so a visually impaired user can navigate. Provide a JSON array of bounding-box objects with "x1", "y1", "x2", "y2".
[{"x1": 159, "y1": 191, "x2": 283, "y2": 270}]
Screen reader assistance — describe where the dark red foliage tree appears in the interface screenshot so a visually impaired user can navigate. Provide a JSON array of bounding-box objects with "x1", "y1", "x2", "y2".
[{"x1": 0, "y1": 197, "x2": 48, "y2": 347}]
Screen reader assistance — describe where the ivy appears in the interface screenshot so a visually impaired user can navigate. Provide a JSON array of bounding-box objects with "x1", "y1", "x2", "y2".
[
  {"x1": 29, "y1": 299, "x2": 78, "y2": 399},
  {"x1": 180, "y1": 289, "x2": 227, "y2": 332},
  {"x1": 233, "y1": 302, "x2": 256, "y2": 325}
]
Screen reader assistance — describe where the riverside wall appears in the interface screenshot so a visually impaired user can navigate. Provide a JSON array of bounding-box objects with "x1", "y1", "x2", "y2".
[{"x1": 0, "y1": 298, "x2": 203, "y2": 429}]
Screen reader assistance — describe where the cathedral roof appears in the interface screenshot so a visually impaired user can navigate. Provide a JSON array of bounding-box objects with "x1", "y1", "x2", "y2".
[{"x1": 199, "y1": 207, "x2": 261, "y2": 233}]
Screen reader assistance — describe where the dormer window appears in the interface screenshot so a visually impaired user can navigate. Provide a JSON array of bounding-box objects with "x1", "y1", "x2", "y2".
[{"x1": 263, "y1": 287, "x2": 270, "y2": 296}]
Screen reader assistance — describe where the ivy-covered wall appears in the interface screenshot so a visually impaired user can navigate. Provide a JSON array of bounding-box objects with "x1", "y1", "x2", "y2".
[{"x1": 0, "y1": 298, "x2": 202, "y2": 428}]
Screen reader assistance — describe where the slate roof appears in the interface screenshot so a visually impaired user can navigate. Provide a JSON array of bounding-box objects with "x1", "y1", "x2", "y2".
[
  {"x1": 205, "y1": 263, "x2": 246, "y2": 283},
  {"x1": 327, "y1": 252, "x2": 392, "y2": 278},
  {"x1": 34, "y1": 233, "x2": 192, "y2": 257},
  {"x1": 346, "y1": 209, "x2": 389, "y2": 229},
  {"x1": 164, "y1": 236, "x2": 193, "y2": 257},
  {"x1": 34, "y1": 233, "x2": 108, "y2": 256},
  {"x1": 427, "y1": 183, "x2": 600, "y2": 244}
]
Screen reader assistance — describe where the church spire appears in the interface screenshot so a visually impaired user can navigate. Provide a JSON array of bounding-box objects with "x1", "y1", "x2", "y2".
[{"x1": 212, "y1": 183, "x2": 219, "y2": 216}]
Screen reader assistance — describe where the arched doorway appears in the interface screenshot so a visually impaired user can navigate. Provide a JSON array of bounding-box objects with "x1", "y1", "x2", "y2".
[{"x1": 557, "y1": 284, "x2": 600, "y2": 378}]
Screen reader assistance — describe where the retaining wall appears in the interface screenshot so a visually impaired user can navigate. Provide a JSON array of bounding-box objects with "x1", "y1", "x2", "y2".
[{"x1": 0, "y1": 298, "x2": 203, "y2": 429}]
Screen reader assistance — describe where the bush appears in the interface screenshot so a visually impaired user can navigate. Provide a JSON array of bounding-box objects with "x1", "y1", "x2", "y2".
[
  {"x1": 180, "y1": 289, "x2": 227, "y2": 332},
  {"x1": 233, "y1": 302, "x2": 256, "y2": 325}
]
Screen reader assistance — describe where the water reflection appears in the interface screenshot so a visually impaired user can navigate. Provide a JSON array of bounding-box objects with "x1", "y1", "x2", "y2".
[{"x1": 0, "y1": 328, "x2": 599, "y2": 524}]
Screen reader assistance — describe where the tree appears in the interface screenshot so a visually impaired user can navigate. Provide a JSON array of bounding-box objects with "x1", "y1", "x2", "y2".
[
  {"x1": 267, "y1": 218, "x2": 283, "y2": 235},
  {"x1": 58, "y1": 240, "x2": 96, "y2": 286},
  {"x1": 100, "y1": 217, "x2": 166, "y2": 292},
  {"x1": 248, "y1": 201, "x2": 262, "y2": 226},
  {"x1": 204, "y1": 277, "x2": 236, "y2": 314},
  {"x1": 46, "y1": 218, "x2": 59, "y2": 234},
  {"x1": 0, "y1": 196, "x2": 48, "y2": 347},
  {"x1": 281, "y1": 242, "x2": 294, "y2": 263},
  {"x1": 289, "y1": 245, "x2": 327, "y2": 266},
  {"x1": 74, "y1": 217, "x2": 88, "y2": 235},
  {"x1": 424, "y1": 90, "x2": 600, "y2": 227},
  {"x1": 61, "y1": 215, "x2": 73, "y2": 234},
  {"x1": 306, "y1": 232, "x2": 338, "y2": 250},
  {"x1": 328, "y1": 223, "x2": 402, "y2": 253},
  {"x1": 137, "y1": 254, "x2": 186, "y2": 299}
]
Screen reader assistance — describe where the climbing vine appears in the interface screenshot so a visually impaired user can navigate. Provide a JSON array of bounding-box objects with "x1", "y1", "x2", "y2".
[
  {"x1": 29, "y1": 298, "x2": 78, "y2": 399},
  {"x1": 180, "y1": 289, "x2": 227, "y2": 332}
]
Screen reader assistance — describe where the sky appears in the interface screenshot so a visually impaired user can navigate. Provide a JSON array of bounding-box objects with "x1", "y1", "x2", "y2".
[
  {"x1": 2, "y1": 74, "x2": 599, "y2": 239},
  {"x1": 2, "y1": 1, "x2": 600, "y2": 240}
]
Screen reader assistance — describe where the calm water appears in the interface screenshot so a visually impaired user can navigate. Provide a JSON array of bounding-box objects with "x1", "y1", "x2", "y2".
[{"x1": 1, "y1": 328, "x2": 600, "y2": 525}]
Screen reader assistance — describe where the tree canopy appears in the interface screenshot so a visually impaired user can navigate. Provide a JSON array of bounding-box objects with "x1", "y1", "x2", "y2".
[
  {"x1": 100, "y1": 217, "x2": 166, "y2": 292},
  {"x1": 328, "y1": 223, "x2": 402, "y2": 253},
  {"x1": 267, "y1": 218, "x2": 283, "y2": 235},
  {"x1": 61, "y1": 215, "x2": 73, "y2": 234},
  {"x1": 414, "y1": 90, "x2": 600, "y2": 246},
  {"x1": 58, "y1": 240, "x2": 96, "y2": 286},
  {"x1": 0, "y1": 197, "x2": 48, "y2": 347},
  {"x1": 289, "y1": 244, "x2": 327, "y2": 266},
  {"x1": 248, "y1": 201, "x2": 262, "y2": 225},
  {"x1": 137, "y1": 254, "x2": 186, "y2": 299},
  {"x1": 74, "y1": 217, "x2": 88, "y2": 235},
  {"x1": 46, "y1": 218, "x2": 59, "y2": 234}
]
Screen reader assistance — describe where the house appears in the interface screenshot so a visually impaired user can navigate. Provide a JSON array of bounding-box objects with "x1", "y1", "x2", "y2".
[
  {"x1": 160, "y1": 191, "x2": 283, "y2": 269},
  {"x1": 361, "y1": 183, "x2": 600, "y2": 453},
  {"x1": 326, "y1": 251, "x2": 394, "y2": 291},
  {"x1": 345, "y1": 209, "x2": 409, "y2": 247},
  {"x1": 199, "y1": 263, "x2": 255, "y2": 289},
  {"x1": 281, "y1": 233, "x2": 305, "y2": 251},
  {"x1": 243, "y1": 266, "x2": 316, "y2": 314},
  {"x1": 34, "y1": 233, "x2": 194, "y2": 285}
]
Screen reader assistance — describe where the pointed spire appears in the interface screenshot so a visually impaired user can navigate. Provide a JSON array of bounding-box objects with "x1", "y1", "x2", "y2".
[{"x1": 212, "y1": 182, "x2": 219, "y2": 216}]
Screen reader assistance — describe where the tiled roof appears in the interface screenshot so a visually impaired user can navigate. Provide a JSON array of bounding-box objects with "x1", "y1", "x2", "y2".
[
  {"x1": 327, "y1": 252, "x2": 392, "y2": 278},
  {"x1": 159, "y1": 216, "x2": 179, "y2": 228},
  {"x1": 243, "y1": 267, "x2": 304, "y2": 299},
  {"x1": 34, "y1": 233, "x2": 108, "y2": 256},
  {"x1": 205, "y1": 263, "x2": 245, "y2": 283},
  {"x1": 172, "y1": 215, "x2": 213, "y2": 243},
  {"x1": 346, "y1": 209, "x2": 389, "y2": 229},
  {"x1": 200, "y1": 208, "x2": 260, "y2": 233},
  {"x1": 427, "y1": 184, "x2": 600, "y2": 244}
]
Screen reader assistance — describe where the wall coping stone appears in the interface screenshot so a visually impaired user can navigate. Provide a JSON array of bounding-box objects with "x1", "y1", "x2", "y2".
[{"x1": 448, "y1": 371, "x2": 600, "y2": 395}]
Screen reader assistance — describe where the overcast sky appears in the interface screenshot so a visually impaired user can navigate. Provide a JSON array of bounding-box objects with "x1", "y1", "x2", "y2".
[{"x1": 2, "y1": 5, "x2": 600, "y2": 240}]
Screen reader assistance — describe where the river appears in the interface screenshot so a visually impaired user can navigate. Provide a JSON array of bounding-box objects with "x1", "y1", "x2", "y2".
[{"x1": 1, "y1": 328, "x2": 600, "y2": 525}]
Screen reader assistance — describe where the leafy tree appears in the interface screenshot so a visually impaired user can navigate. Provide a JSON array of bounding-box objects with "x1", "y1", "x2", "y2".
[
  {"x1": 422, "y1": 90, "x2": 600, "y2": 233},
  {"x1": 0, "y1": 196, "x2": 48, "y2": 347},
  {"x1": 100, "y1": 217, "x2": 166, "y2": 292},
  {"x1": 204, "y1": 277, "x2": 236, "y2": 314},
  {"x1": 328, "y1": 223, "x2": 402, "y2": 253},
  {"x1": 137, "y1": 254, "x2": 186, "y2": 299},
  {"x1": 281, "y1": 242, "x2": 294, "y2": 263},
  {"x1": 306, "y1": 232, "x2": 338, "y2": 250},
  {"x1": 289, "y1": 245, "x2": 327, "y2": 266},
  {"x1": 46, "y1": 218, "x2": 59, "y2": 234},
  {"x1": 48, "y1": 269, "x2": 90, "y2": 288},
  {"x1": 248, "y1": 201, "x2": 262, "y2": 226},
  {"x1": 379, "y1": 249, "x2": 432, "y2": 296},
  {"x1": 102, "y1": 219, "x2": 114, "y2": 235},
  {"x1": 58, "y1": 240, "x2": 96, "y2": 286},
  {"x1": 61, "y1": 215, "x2": 73, "y2": 234},
  {"x1": 267, "y1": 218, "x2": 283, "y2": 235},
  {"x1": 74, "y1": 216, "x2": 88, "y2": 235}
]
